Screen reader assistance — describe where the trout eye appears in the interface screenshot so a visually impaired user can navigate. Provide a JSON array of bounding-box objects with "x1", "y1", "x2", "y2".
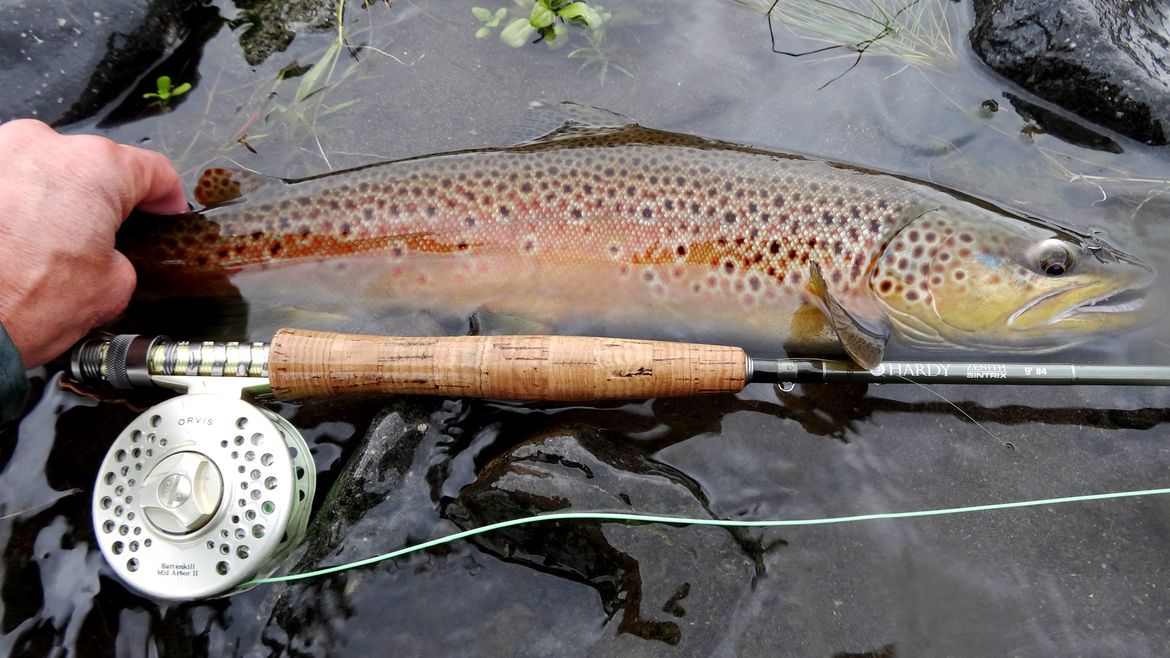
[{"x1": 1034, "y1": 239, "x2": 1075, "y2": 277}]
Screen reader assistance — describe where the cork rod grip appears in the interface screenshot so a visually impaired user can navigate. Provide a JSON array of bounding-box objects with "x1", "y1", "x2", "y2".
[{"x1": 268, "y1": 329, "x2": 748, "y2": 401}]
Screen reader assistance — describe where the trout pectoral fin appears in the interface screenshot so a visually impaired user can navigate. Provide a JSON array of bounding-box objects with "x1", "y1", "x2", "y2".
[
  {"x1": 808, "y1": 263, "x2": 889, "y2": 369},
  {"x1": 470, "y1": 308, "x2": 553, "y2": 335}
]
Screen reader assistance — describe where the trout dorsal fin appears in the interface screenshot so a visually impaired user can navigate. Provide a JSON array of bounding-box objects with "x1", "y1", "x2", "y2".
[
  {"x1": 510, "y1": 101, "x2": 636, "y2": 145},
  {"x1": 808, "y1": 263, "x2": 889, "y2": 369},
  {"x1": 194, "y1": 167, "x2": 278, "y2": 207}
]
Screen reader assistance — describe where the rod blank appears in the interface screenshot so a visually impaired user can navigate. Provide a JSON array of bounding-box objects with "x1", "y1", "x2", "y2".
[{"x1": 748, "y1": 359, "x2": 1170, "y2": 387}]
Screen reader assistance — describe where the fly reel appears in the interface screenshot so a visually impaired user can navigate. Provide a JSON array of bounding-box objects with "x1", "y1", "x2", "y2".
[
  {"x1": 92, "y1": 393, "x2": 314, "y2": 600},
  {"x1": 82, "y1": 336, "x2": 316, "y2": 600}
]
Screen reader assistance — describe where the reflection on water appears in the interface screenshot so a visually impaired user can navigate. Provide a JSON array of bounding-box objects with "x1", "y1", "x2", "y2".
[{"x1": 4, "y1": 0, "x2": 1170, "y2": 655}]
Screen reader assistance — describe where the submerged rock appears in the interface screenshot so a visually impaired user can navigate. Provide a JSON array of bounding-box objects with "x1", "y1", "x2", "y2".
[
  {"x1": 445, "y1": 425, "x2": 758, "y2": 652},
  {"x1": 969, "y1": 0, "x2": 1170, "y2": 146},
  {"x1": 229, "y1": 0, "x2": 339, "y2": 66},
  {"x1": 261, "y1": 402, "x2": 760, "y2": 655},
  {"x1": 261, "y1": 397, "x2": 456, "y2": 654},
  {"x1": 1002, "y1": 92, "x2": 1124, "y2": 154},
  {"x1": 0, "y1": 0, "x2": 187, "y2": 126}
]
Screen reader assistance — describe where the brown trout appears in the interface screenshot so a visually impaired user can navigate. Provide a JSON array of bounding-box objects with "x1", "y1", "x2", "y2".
[{"x1": 120, "y1": 104, "x2": 1153, "y2": 366}]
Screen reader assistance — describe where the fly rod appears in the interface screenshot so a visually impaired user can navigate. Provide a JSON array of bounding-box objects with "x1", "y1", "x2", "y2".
[
  {"x1": 70, "y1": 329, "x2": 1170, "y2": 400},
  {"x1": 77, "y1": 329, "x2": 1170, "y2": 601}
]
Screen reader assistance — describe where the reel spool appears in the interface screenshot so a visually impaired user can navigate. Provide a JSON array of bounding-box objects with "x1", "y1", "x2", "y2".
[{"x1": 91, "y1": 392, "x2": 315, "y2": 600}]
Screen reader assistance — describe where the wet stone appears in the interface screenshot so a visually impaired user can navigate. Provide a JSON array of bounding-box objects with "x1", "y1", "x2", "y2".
[
  {"x1": 262, "y1": 397, "x2": 454, "y2": 644},
  {"x1": 444, "y1": 425, "x2": 756, "y2": 653},
  {"x1": 231, "y1": 0, "x2": 339, "y2": 66},
  {"x1": 0, "y1": 0, "x2": 186, "y2": 125},
  {"x1": 970, "y1": 0, "x2": 1170, "y2": 146},
  {"x1": 262, "y1": 404, "x2": 757, "y2": 655}
]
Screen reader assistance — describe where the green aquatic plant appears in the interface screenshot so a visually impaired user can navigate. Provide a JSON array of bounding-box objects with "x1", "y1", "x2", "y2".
[
  {"x1": 471, "y1": 0, "x2": 632, "y2": 83},
  {"x1": 473, "y1": 0, "x2": 605, "y2": 49},
  {"x1": 260, "y1": 0, "x2": 361, "y2": 168},
  {"x1": 151, "y1": 0, "x2": 378, "y2": 174},
  {"x1": 567, "y1": 18, "x2": 633, "y2": 84},
  {"x1": 472, "y1": 6, "x2": 508, "y2": 38},
  {"x1": 142, "y1": 75, "x2": 192, "y2": 104}
]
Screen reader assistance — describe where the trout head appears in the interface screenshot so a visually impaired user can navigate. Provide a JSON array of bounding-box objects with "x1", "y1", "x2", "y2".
[{"x1": 869, "y1": 206, "x2": 1154, "y2": 353}]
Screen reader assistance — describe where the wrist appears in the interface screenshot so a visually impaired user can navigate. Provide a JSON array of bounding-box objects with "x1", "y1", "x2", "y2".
[{"x1": 0, "y1": 317, "x2": 29, "y2": 424}]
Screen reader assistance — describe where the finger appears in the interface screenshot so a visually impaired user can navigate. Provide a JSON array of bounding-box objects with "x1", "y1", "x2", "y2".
[
  {"x1": 114, "y1": 144, "x2": 188, "y2": 216},
  {"x1": 0, "y1": 118, "x2": 58, "y2": 145}
]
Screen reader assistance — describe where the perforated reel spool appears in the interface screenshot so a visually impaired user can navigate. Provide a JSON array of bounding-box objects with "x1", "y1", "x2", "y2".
[{"x1": 92, "y1": 393, "x2": 315, "y2": 600}]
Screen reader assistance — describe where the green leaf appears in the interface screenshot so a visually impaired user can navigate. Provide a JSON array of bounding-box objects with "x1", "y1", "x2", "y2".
[
  {"x1": 475, "y1": 25, "x2": 491, "y2": 38},
  {"x1": 545, "y1": 22, "x2": 568, "y2": 48},
  {"x1": 500, "y1": 18, "x2": 535, "y2": 47},
  {"x1": 318, "y1": 97, "x2": 361, "y2": 117},
  {"x1": 513, "y1": 0, "x2": 533, "y2": 7},
  {"x1": 529, "y1": 1, "x2": 555, "y2": 28},
  {"x1": 558, "y1": 2, "x2": 600, "y2": 26},
  {"x1": 156, "y1": 75, "x2": 172, "y2": 95},
  {"x1": 327, "y1": 98, "x2": 360, "y2": 112},
  {"x1": 142, "y1": 92, "x2": 161, "y2": 100},
  {"x1": 170, "y1": 82, "x2": 192, "y2": 97},
  {"x1": 471, "y1": 6, "x2": 492, "y2": 21},
  {"x1": 296, "y1": 40, "x2": 341, "y2": 103}
]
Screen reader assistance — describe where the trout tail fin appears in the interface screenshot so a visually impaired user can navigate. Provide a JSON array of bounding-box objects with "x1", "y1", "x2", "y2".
[{"x1": 194, "y1": 167, "x2": 277, "y2": 207}]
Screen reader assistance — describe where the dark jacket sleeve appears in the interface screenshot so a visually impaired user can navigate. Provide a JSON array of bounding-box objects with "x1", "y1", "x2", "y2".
[{"x1": 0, "y1": 320, "x2": 29, "y2": 424}]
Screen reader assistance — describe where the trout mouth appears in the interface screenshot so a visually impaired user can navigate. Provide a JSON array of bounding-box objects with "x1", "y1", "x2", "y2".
[
  {"x1": 1055, "y1": 284, "x2": 1149, "y2": 321},
  {"x1": 1008, "y1": 281, "x2": 1151, "y2": 328}
]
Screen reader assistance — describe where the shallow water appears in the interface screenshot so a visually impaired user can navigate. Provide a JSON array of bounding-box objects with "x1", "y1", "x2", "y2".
[{"x1": 4, "y1": 0, "x2": 1170, "y2": 655}]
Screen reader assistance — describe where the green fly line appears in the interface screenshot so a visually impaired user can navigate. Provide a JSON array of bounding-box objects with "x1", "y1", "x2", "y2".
[{"x1": 246, "y1": 486, "x2": 1170, "y2": 586}]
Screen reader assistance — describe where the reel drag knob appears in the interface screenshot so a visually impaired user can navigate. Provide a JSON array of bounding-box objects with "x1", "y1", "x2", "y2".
[
  {"x1": 140, "y1": 452, "x2": 223, "y2": 535},
  {"x1": 91, "y1": 393, "x2": 315, "y2": 601}
]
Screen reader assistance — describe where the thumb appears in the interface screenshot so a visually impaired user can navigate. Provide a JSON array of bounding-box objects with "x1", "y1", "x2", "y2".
[{"x1": 115, "y1": 144, "x2": 188, "y2": 216}]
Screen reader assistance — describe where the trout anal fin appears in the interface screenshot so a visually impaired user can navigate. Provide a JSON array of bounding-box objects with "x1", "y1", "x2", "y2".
[{"x1": 808, "y1": 263, "x2": 889, "y2": 369}]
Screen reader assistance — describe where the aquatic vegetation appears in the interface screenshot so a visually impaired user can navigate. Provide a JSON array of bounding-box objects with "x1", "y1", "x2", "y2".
[
  {"x1": 735, "y1": 0, "x2": 956, "y2": 71},
  {"x1": 471, "y1": 0, "x2": 633, "y2": 82},
  {"x1": 215, "y1": 0, "x2": 360, "y2": 169},
  {"x1": 473, "y1": 0, "x2": 604, "y2": 48},
  {"x1": 472, "y1": 6, "x2": 509, "y2": 38},
  {"x1": 567, "y1": 18, "x2": 634, "y2": 83},
  {"x1": 150, "y1": 0, "x2": 383, "y2": 175},
  {"x1": 142, "y1": 75, "x2": 192, "y2": 106}
]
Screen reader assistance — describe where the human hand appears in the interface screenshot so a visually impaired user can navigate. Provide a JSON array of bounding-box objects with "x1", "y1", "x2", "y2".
[{"x1": 0, "y1": 120, "x2": 188, "y2": 369}]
